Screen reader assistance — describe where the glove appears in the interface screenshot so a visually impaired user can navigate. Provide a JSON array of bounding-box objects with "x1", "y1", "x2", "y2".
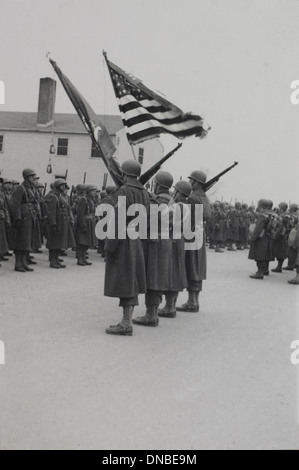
[
  {"x1": 50, "y1": 225, "x2": 57, "y2": 234},
  {"x1": 14, "y1": 220, "x2": 22, "y2": 230}
]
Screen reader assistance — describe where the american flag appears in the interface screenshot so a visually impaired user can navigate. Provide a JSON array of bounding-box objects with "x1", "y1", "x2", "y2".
[{"x1": 105, "y1": 56, "x2": 210, "y2": 145}]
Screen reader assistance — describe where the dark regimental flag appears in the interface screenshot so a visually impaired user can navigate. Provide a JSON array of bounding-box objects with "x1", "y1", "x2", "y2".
[
  {"x1": 105, "y1": 55, "x2": 210, "y2": 145},
  {"x1": 49, "y1": 58, "x2": 123, "y2": 187}
]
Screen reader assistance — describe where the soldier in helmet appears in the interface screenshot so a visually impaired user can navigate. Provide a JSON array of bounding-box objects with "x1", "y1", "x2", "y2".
[
  {"x1": 46, "y1": 179, "x2": 75, "y2": 269},
  {"x1": 134, "y1": 171, "x2": 174, "y2": 327},
  {"x1": 248, "y1": 199, "x2": 273, "y2": 279},
  {"x1": 75, "y1": 185, "x2": 98, "y2": 266},
  {"x1": 284, "y1": 203, "x2": 299, "y2": 271},
  {"x1": 177, "y1": 170, "x2": 211, "y2": 313},
  {"x1": 272, "y1": 202, "x2": 291, "y2": 273},
  {"x1": 226, "y1": 203, "x2": 241, "y2": 251},
  {"x1": 0, "y1": 179, "x2": 12, "y2": 261},
  {"x1": 288, "y1": 221, "x2": 299, "y2": 284},
  {"x1": 105, "y1": 160, "x2": 150, "y2": 336},
  {"x1": 0, "y1": 190, "x2": 9, "y2": 267},
  {"x1": 10, "y1": 169, "x2": 39, "y2": 272},
  {"x1": 211, "y1": 201, "x2": 225, "y2": 253},
  {"x1": 158, "y1": 180, "x2": 190, "y2": 318}
]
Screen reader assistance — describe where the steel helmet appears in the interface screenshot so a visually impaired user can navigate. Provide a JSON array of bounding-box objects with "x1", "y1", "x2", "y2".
[
  {"x1": 188, "y1": 170, "x2": 207, "y2": 184},
  {"x1": 54, "y1": 179, "x2": 67, "y2": 190},
  {"x1": 279, "y1": 202, "x2": 288, "y2": 211},
  {"x1": 174, "y1": 181, "x2": 192, "y2": 197},
  {"x1": 258, "y1": 199, "x2": 269, "y2": 209},
  {"x1": 290, "y1": 203, "x2": 298, "y2": 212},
  {"x1": 121, "y1": 160, "x2": 142, "y2": 178},
  {"x1": 86, "y1": 185, "x2": 98, "y2": 193},
  {"x1": 155, "y1": 171, "x2": 174, "y2": 190},
  {"x1": 106, "y1": 185, "x2": 117, "y2": 195},
  {"x1": 22, "y1": 168, "x2": 36, "y2": 179}
]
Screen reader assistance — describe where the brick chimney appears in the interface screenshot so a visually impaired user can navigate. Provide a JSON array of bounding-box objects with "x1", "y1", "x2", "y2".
[{"x1": 37, "y1": 78, "x2": 56, "y2": 128}]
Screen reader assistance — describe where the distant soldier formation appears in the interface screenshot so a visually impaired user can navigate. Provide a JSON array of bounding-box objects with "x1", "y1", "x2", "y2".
[{"x1": 1, "y1": 167, "x2": 298, "y2": 337}]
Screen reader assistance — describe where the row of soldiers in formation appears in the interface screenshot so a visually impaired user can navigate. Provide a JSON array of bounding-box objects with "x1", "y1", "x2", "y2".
[
  {"x1": 0, "y1": 171, "x2": 103, "y2": 270},
  {"x1": 1, "y1": 166, "x2": 298, "y2": 336},
  {"x1": 206, "y1": 200, "x2": 299, "y2": 272},
  {"x1": 0, "y1": 164, "x2": 211, "y2": 336},
  {"x1": 247, "y1": 199, "x2": 299, "y2": 284}
]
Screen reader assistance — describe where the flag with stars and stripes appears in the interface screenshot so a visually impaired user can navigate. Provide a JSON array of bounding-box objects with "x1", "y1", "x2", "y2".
[
  {"x1": 49, "y1": 58, "x2": 124, "y2": 187},
  {"x1": 105, "y1": 55, "x2": 210, "y2": 145}
]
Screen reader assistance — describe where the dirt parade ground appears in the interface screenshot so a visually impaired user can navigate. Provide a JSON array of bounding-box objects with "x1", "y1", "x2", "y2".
[{"x1": 0, "y1": 248, "x2": 298, "y2": 450}]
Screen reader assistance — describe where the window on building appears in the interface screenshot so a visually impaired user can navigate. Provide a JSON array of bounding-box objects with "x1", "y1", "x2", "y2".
[
  {"x1": 91, "y1": 141, "x2": 104, "y2": 158},
  {"x1": 138, "y1": 147, "x2": 144, "y2": 165},
  {"x1": 57, "y1": 138, "x2": 69, "y2": 156},
  {"x1": 0, "y1": 135, "x2": 4, "y2": 153}
]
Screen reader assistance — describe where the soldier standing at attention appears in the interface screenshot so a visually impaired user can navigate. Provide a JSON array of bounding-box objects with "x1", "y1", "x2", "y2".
[
  {"x1": 0, "y1": 191, "x2": 9, "y2": 267},
  {"x1": 75, "y1": 185, "x2": 98, "y2": 266},
  {"x1": 158, "y1": 180, "x2": 190, "y2": 319},
  {"x1": 288, "y1": 220, "x2": 299, "y2": 285},
  {"x1": 177, "y1": 170, "x2": 211, "y2": 313},
  {"x1": 134, "y1": 171, "x2": 174, "y2": 327},
  {"x1": 46, "y1": 179, "x2": 75, "y2": 269},
  {"x1": 0, "y1": 179, "x2": 13, "y2": 259},
  {"x1": 248, "y1": 199, "x2": 273, "y2": 279},
  {"x1": 10, "y1": 169, "x2": 38, "y2": 273},
  {"x1": 211, "y1": 201, "x2": 225, "y2": 253},
  {"x1": 105, "y1": 160, "x2": 150, "y2": 336},
  {"x1": 272, "y1": 202, "x2": 291, "y2": 273}
]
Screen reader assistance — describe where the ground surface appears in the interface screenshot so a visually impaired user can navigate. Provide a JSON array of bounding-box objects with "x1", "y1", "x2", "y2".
[{"x1": 0, "y1": 247, "x2": 298, "y2": 450}]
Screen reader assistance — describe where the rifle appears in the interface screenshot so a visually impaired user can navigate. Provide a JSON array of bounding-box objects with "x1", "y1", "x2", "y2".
[
  {"x1": 70, "y1": 185, "x2": 75, "y2": 206},
  {"x1": 102, "y1": 173, "x2": 108, "y2": 191},
  {"x1": 203, "y1": 161, "x2": 239, "y2": 192},
  {"x1": 139, "y1": 142, "x2": 183, "y2": 185}
]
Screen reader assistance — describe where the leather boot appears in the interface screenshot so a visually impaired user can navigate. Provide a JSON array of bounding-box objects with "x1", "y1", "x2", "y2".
[
  {"x1": 288, "y1": 267, "x2": 299, "y2": 285},
  {"x1": 250, "y1": 262, "x2": 264, "y2": 279},
  {"x1": 272, "y1": 259, "x2": 283, "y2": 273},
  {"x1": 106, "y1": 306, "x2": 134, "y2": 336},
  {"x1": 77, "y1": 247, "x2": 86, "y2": 266},
  {"x1": 133, "y1": 305, "x2": 159, "y2": 326},
  {"x1": 14, "y1": 252, "x2": 26, "y2": 273},
  {"x1": 50, "y1": 250, "x2": 60, "y2": 269},
  {"x1": 57, "y1": 250, "x2": 66, "y2": 268},
  {"x1": 177, "y1": 292, "x2": 199, "y2": 312},
  {"x1": 22, "y1": 254, "x2": 34, "y2": 272},
  {"x1": 83, "y1": 247, "x2": 92, "y2": 266},
  {"x1": 26, "y1": 253, "x2": 37, "y2": 265},
  {"x1": 159, "y1": 293, "x2": 178, "y2": 318}
]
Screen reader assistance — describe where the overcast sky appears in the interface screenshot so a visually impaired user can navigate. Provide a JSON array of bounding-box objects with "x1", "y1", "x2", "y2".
[{"x1": 0, "y1": 0, "x2": 298, "y2": 205}]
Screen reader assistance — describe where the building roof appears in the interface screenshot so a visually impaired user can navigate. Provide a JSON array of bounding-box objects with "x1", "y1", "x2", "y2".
[{"x1": 0, "y1": 111, "x2": 123, "y2": 135}]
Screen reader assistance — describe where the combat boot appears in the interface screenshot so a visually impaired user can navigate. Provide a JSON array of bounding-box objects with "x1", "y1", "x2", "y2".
[
  {"x1": 177, "y1": 292, "x2": 199, "y2": 313},
  {"x1": 77, "y1": 247, "x2": 86, "y2": 266},
  {"x1": 14, "y1": 252, "x2": 26, "y2": 273},
  {"x1": 158, "y1": 293, "x2": 178, "y2": 318},
  {"x1": 250, "y1": 263, "x2": 264, "y2": 280},
  {"x1": 133, "y1": 306, "x2": 159, "y2": 327},
  {"x1": 56, "y1": 250, "x2": 66, "y2": 268},
  {"x1": 50, "y1": 250, "x2": 60, "y2": 269},
  {"x1": 106, "y1": 306, "x2": 134, "y2": 336},
  {"x1": 21, "y1": 254, "x2": 34, "y2": 272},
  {"x1": 272, "y1": 260, "x2": 283, "y2": 273},
  {"x1": 83, "y1": 248, "x2": 92, "y2": 266},
  {"x1": 288, "y1": 267, "x2": 299, "y2": 285}
]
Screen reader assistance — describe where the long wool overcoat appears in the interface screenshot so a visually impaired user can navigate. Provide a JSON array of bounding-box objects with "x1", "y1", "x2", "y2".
[
  {"x1": 46, "y1": 191, "x2": 75, "y2": 250},
  {"x1": 104, "y1": 179, "x2": 150, "y2": 300},
  {"x1": 185, "y1": 188, "x2": 211, "y2": 282}
]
